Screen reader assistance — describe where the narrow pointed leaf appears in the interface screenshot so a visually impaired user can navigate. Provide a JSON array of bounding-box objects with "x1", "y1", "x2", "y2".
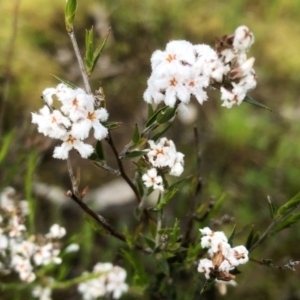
[
  {"x1": 121, "y1": 250, "x2": 148, "y2": 286},
  {"x1": 228, "y1": 224, "x2": 236, "y2": 247},
  {"x1": 244, "y1": 95, "x2": 272, "y2": 111},
  {"x1": 95, "y1": 140, "x2": 105, "y2": 160},
  {"x1": 52, "y1": 75, "x2": 77, "y2": 89},
  {"x1": 275, "y1": 191, "x2": 300, "y2": 218},
  {"x1": 85, "y1": 28, "x2": 94, "y2": 71},
  {"x1": 168, "y1": 175, "x2": 193, "y2": 190},
  {"x1": 170, "y1": 219, "x2": 180, "y2": 244},
  {"x1": 156, "y1": 189, "x2": 178, "y2": 210},
  {"x1": 91, "y1": 28, "x2": 111, "y2": 73},
  {"x1": 102, "y1": 121, "x2": 121, "y2": 130},
  {"x1": 123, "y1": 150, "x2": 148, "y2": 159},
  {"x1": 148, "y1": 104, "x2": 154, "y2": 119},
  {"x1": 156, "y1": 106, "x2": 177, "y2": 124},
  {"x1": 245, "y1": 226, "x2": 254, "y2": 250},
  {"x1": 0, "y1": 130, "x2": 14, "y2": 164},
  {"x1": 145, "y1": 106, "x2": 167, "y2": 128},
  {"x1": 132, "y1": 124, "x2": 140, "y2": 144},
  {"x1": 65, "y1": 0, "x2": 77, "y2": 32},
  {"x1": 267, "y1": 195, "x2": 276, "y2": 219},
  {"x1": 151, "y1": 123, "x2": 173, "y2": 142},
  {"x1": 272, "y1": 212, "x2": 300, "y2": 233},
  {"x1": 144, "y1": 236, "x2": 156, "y2": 250}
]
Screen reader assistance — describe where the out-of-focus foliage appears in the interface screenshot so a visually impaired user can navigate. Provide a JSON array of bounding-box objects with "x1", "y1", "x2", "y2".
[{"x1": 1, "y1": 0, "x2": 300, "y2": 299}]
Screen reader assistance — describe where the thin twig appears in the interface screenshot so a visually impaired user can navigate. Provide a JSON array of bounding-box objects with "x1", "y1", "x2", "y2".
[
  {"x1": 66, "y1": 157, "x2": 79, "y2": 196},
  {"x1": 68, "y1": 31, "x2": 91, "y2": 94},
  {"x1": 249, "y1": 204, "x2": 300, "y2": 253},
  {"x1": 182, "y1": 127, "x2": 202, "y2": 246},
  {"x1": 67, "y1": 191, "x2": 152, "y2": 255},
  {"x1": 155, "y1": 209, "x2": 163, "y2": 248},
  {"x1": 92, "y1": 161, "x2": 121, "y2": 176},
  {"x1": 0, "y1": 0, "x2": 21, "y2": 135},
  {"x1": 106, "y1": 132, "x2": 142, "y2": 204}
]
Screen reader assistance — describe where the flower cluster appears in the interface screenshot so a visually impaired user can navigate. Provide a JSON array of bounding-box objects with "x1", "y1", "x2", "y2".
[
  {"x1": 0, "y1": 187, "x2": 70, "y2": 286},
  {"x1": 197, "y1": 227, "x2": 249, "y2": 283},
  {"x1": 32, "y1": 83, "x2": 109, "y2": 159},
  {"x1": 143, "y1": 25, "x2": 256, "y2": 109},
  {"x1": 142, "y1": 137, "x2": 184, "y2": 191},
  {"x1": 78, "y1": 262, "x2": 129, "y2": 300}
]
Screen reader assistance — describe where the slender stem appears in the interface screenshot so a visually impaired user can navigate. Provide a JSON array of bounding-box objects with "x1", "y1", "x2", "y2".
[
  {"x1": 249, "y1": 204, "x2": 300, "y2": 253},
  {"x1": 92, "y1": 161, "x2": 121, "y2": 176},
  {"x1": 183, "y1": 127, "x2": 202, "y2": 246},
  {"x1": 0, "y1": 0, "x2": 21, "y2": 135},
  {"x1": 106, "y1": 132, "x2": 142, "y2": 204},
  {"x1": 155, "y1": 208, "x2": 163, "y2": 248},
  {"x1": 68, "y1": 31, "x2": 91, "y2": 94},
  {"x1": 51, "y1": 271, "x2": 109, "y2": 290},
  {"x1": 66, "y1": 157, "x2": 79, "y2": 196},
  {"x1": 67, "y1": 191, "x2": 152, "y2": 255}
]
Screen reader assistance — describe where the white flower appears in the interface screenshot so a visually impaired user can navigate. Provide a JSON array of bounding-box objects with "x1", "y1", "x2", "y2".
[
  {"x1": 31, "y1": 106, "x2": 70, "y2": 139},
  {"x1": 33, "y1": 243, "x2": 61, "y2": 266},
  {"x1": 9, "y1": 216, "x2": 26, "y2": 237},
  {"x1": 142, "y1": 168, "x2": 164, "y2": 191},
  {"x1": 78, "y1": 276, "x2": 106, "y2": 300},
  {"x1": 32, "y1": 286, "x2": 52, "y2": 300},
  {"x1": 0, "y1": 186, "x2": 16, "y2": 212},
  {"x1": 215, "y1": 279, "x2": 237, "y2": 295},
  {"x1": 233, "y1": 25, "x2": 254, "y2": 51},
  {"x1": 106, "y1": 266, "x2": 129, "y2": 299},
  {"x1": 198, "y1": 227, "x2": 249, "y2": 282},
  {"x1": 64, "y1": 243, "x2": 80, "y2": 253},
  {"x1": 53, "y1": 134, "x2": 94, "y2": 159},
  {"x1": 71, "y1": 107, "x2": 108, "y2": 140},
  {"x1": 197, "y1": 258, "x2": 214, "y2": 279},
  {"x1": 11, "y1": 255, "x2": 36, "y2": 282},
  {"x1": 45, "y1": 224, "x2": 66, "y2": 239}
]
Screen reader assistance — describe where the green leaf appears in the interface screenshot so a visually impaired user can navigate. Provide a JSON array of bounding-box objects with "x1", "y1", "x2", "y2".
[
  {"x1": 148, "y1": 218, "x2": 157, "y2": 238},
  {"x1": 84, "y1": 214, "x2": 107, "y2": 236},
  {"x1": 228, "y1": 224, "x2": 236, "y2": 247},
  {"x1": 272, "y1": 212, "x2": 300, "y2": 233},
  {"x1": 25, "y1": 152, "x2": 38, "y2": 233},
  {"x1": 244, "y1": 95, "x2": 272, "y2": 111},
  {"x1": 65, "y1": 0, "x2": 77, "y2": 32},
  {"x1": 267, "y1": 195, "x2": 276, "y2": 219},
  {"x1": 275, "y1": 191, "x2": 300, "y2": 218},
  {"x1": 245, "y1": 226, "x2": 255, "y2": 250},
  {"x1": 0, "y1": 130, "x2": 14, "y2": 165},
  {"x1": 144, "y1": 235, "x2": 156, "y2": 250},
  {"x1": 145, "y1": 106, "x2": 167, "y2": 128},
  {"x1": 121, "y1": 250, "x2": 148, "y2": 286},
  {"x1": 151, "y1": 123, "x2": 173, "y2": 142},
  {"x1": 206, "y1": 193, "x2": 225, "y2": 219},
  {"x1": 124, "y1": 227, "x2": 134, "y2": 249},
  {"x1": 102, "y1": 121, "x2": 121, "y2": 130},
  {"x1": 123, "y1": 150, "x2": 148, "y2": 159},
  {"x1": 134, "y1": 207, "x2": 143, "y2": 221},
  {"x1": 95, "y1": 140, "x2": 105, "y2": 160},
  {"x1": 156, "y1": 189, "x2": 178, "y2": 210},
  {"x1": 156, "y1": 256, "x2": 170, "y2": 275},
  {"x1": 170, "y1": 219, "x2": 180, "y2": 244},
  {"x1": 91, "y1": 28, "x2": 111, "y2": 74},
  {"x1": 132, "y1": 124, "x2": 140, "y2": 144},
  {"x1": 148, "y1": 104, "x2": 154, "y2": 119},
  {"x1": 85, "y1": 28, "x2": 94, "y2": 70},
  {"x1": 156, "y1": 106, "x2": 177, "y2": 124},
  {"x1": 168, "y1": 175, "x2": 193, "y2": 191},
  {"x1": 52, "y1": 75, "x2": 77, "y2": 89}
]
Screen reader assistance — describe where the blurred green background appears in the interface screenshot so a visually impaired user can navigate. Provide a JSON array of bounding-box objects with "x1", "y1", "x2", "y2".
[{"x1": 1, "y1": 0, "x2": 300, "y2": 299}]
